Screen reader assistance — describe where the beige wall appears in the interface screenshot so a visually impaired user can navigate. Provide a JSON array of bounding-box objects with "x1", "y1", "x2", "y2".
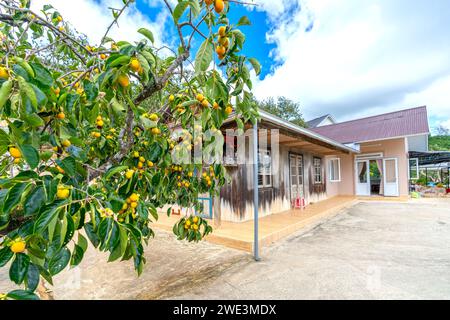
[
  {"x1": 326, "y1": 153, "x2": 355, "y2": 197},
  {"x1": 326, "y1": 138, "x2": 409, "y2": 197}
]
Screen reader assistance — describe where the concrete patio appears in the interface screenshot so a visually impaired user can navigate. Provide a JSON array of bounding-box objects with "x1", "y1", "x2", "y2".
[{"x1": 154, "y1": 196, "x2": 358, "y2": 252}]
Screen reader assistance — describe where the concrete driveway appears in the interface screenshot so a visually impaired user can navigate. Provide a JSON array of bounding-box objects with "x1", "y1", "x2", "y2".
[
  {"x1": 170, "y1": 200, "x2": 450, "y2": 300},
  {"x1": 1, "y1": 199, "x2": 449, "y2": 299}
]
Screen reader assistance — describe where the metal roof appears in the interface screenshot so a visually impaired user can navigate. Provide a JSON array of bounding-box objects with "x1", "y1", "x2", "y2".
[
  {"x1": 311, "y1": 106, "x2": 430, "y2": 144},
  {"x1": 258, "y1": 110, "x2": 359, "y2": 153},
  {"x1": 306, "y1": 114, "x2": 335, "y2": 128}
]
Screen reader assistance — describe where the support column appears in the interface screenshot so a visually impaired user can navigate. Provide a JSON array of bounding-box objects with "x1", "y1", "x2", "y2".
[{"x1": 253, "y1": 121, "x2": 260, "y2": 261}]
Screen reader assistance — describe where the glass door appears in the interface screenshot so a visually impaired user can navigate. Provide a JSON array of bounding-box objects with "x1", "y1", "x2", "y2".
[
  {"x1": 290, "y1": 154, "x2": 304, "y2": 202},
  {"x1": 356, "y1": 160, "x2": 370, "y2": 196}
]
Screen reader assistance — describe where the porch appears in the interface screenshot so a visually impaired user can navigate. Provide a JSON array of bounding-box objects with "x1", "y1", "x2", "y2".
[{"x1": 154, "y1": 196, "x2": 357, "y2": 252}]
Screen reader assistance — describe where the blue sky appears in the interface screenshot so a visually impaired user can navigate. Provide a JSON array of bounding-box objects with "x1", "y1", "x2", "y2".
[
  {"x1": 32, "y1": 0, "x2": 450, "y2": 133},
  {"x1": 134, "y1": 0, "x2": 277, "y2": 78}
]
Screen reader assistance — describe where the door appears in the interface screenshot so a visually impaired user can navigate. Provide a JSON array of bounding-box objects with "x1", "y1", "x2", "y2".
[
  {"x1": 356, "y1": 160, "x2": 370, "y2": 196},
  {"x1": 383, "y1": 158, "x2": 399, "y2": 196},
  {"x1": 289, "y1": 154, "x2": 304, "y2": 201}
]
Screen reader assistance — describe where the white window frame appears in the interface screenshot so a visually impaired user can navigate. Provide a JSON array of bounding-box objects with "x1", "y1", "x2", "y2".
[
  {"x1": 329, "y1": 158, "x2": 341, "y2": 182},
  {"x1": 258, "y1": 150, "x2": 272, "y2": 188},
  {"x1": 313, "y1": 157, "x2": 323, "y2": 184},
  {"x1": 409, "y1": 158, "x2": 419, "y2": 180}
]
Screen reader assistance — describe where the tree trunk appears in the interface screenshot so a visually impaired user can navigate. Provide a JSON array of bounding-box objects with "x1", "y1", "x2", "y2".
[{"x1": 37, "y1": 279, "x2": 54, "y2": 300}]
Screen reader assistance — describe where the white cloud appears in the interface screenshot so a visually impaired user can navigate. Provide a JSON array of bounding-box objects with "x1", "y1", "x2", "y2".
[
  {"x1": 251, "y1": 0, "x2": 450, "y2": 127},
  {"x1": 30, "y1": 0, "x2": 170, "y2": 46}
]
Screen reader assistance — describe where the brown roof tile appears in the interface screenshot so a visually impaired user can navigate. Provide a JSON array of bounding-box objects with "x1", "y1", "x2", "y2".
[{"x1": 311, "y1": 106, "x2": 430, "y2": 143}]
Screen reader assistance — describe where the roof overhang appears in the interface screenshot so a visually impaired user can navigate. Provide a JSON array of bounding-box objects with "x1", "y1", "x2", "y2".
[{"x1": 224, "y1": 110, "x2": 360, "y2": 154}]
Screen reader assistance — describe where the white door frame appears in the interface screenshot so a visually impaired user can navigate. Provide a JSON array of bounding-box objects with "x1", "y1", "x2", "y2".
[
  {"x1": 383, "y1": 157, "x2": 399, "y2": 197},
  {"x1": 355, "y1": 159, "x2": 371, "y2": 196}
]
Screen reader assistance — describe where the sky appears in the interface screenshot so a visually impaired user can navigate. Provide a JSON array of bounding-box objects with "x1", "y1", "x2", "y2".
[{"x1": 30, "y1": 0, "x2": 450, "y2": 133}]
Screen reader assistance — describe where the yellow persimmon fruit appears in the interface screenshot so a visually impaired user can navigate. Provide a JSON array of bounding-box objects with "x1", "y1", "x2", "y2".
[
  {"x1": 149, "y1": 113, "x2": 158, "y2": 121},
  {"x1": 56, "y1": 112, "x2": 65, "y2": 119},
  {"x1": 129, "y1": 58, "x2": 141, "y2": 73},
  {"x1": 214, "y1": 0, "x2": 224, "y2": 14},
  {"x1": 225, "y1": 105, "x2": 233, "y2": 114},
  {"x1": 130, "y1": 202, "x2": 138, "y2": 209},
  {"x1": 129, "y1": 193, "x2": 139, "y2": 202},
  {"x1": 216, "y1": 45, "x2": 226, "y2": 56},
  {"x1": 202, "y1": 99, "x2": 209, "y2": 108},
  {"x1": 61, "y1": 139, "x2": 71, "y2": 148},
  {"x1": 9, "y1": 147, "x2": 21, "y2": 159},
  {"x1": 151, "y1": 127, "x2": 161, "y2": 135},
  {"x1": 117, "y1": 74, "x2": 130, "y2": 87},
  {"x1": 125, "y1": 170, "x2": 134, "y2": 179},
  {"x1": 56, "y1": 187, "x2": 70, "y2": 199},
  {"x1": 196, "y1": 93, "x2": 204, "y2": 102},
  {"x1": 0, "y1": 67, "x2": 9, "y2": 79},
  {"x1": 218, "y1": 26, "x2": 226, "y2": 37},
  {"x1": 169, "y1": 94, "x2": 175, "y2": 102}
]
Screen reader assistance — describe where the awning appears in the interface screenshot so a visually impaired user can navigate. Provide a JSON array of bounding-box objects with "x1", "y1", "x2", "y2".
[{"x1": 409, "y1": 151, "x2": 450, "y2": 166}]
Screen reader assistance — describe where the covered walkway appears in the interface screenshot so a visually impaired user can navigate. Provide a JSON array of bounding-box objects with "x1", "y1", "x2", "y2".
[{"x1": 154, "y1": 196, "x2": 358, "y2": 252}]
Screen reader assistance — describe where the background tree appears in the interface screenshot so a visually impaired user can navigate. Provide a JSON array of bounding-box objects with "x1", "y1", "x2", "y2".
[
  {"x1": 429, "y1": 125, "x2": 450, "y2": 151},
  {"x1": 257, "y1": 96, "x2": 307, "y2": 127},
  {"x1": 0, "y1": 0, "x2": 260, "y2": 300}
]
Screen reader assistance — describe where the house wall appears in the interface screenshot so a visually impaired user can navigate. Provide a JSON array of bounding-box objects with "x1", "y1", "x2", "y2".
[
  {"x1": 219, "y1": 144, "x2": 331, "y2": 222},
  {"x1": 325, "y1": 153, "x2": 355, "y2": 197},
  {"x1": 358, "y1": 138, "x2": 409, "y2": 196},
  {"x1": 407, "y1": 134, "x2": 429, "y2": 152}
]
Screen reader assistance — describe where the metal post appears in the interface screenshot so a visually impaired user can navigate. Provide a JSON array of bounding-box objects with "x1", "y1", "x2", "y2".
[{"x1": 253, "y1": 121, "x2": 260, "y2": 261}]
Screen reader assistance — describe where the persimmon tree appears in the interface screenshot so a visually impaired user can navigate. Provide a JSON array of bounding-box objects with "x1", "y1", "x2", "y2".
[{"x1": 0, "y1": 0, "x2": 259, "y2": 300}]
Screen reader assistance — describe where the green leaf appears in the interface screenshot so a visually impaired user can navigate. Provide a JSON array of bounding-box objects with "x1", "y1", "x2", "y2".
[
  {"x1": 7, "y1": 289, "x2": 39, "y2": 300},
  {"x1": 137, "y1": 28, "x2": 154, "y2": 44},
  {"x1": 78, "y1": 234, "x2": 88, "y2": 252},
  {"x1": 9, "y1": 253, "x2": 30, "y2": 284},
  {"x1": 104, "y1": 165, "x2": 128, "y2": 180},
  {"x1": 48, "y1": 247, "x2": 70, "y2": 275},
  {"x1": 195, "y1": 38, "x2": 214, "y2": 73},
  {"x1": 173, "y1": 1, "x2": 189, "y2": 23},
  {"x1": 70, "y1": 244, "x2": 84, "y2": 267},
  {"x1": 25, "y1": 263, "x2": 40, "y2": 292},
  {"x1": 3, "y1": 183, "x2": 28, "y2": 215},
  {"x1": 0, "y1": 246, "x2": 14, "y2": 267},
  {"x1": 19, "y1": 144, "x2": 40, "y2": 169},
  {"x1": 0, "y1": 80, "x2": 13, "y2": 109},
  {"x1": 30, "y1": 62, "x2": 54, "y2": 88},
  {"x1": 24, "y1": 185, "x2": 46, "y2": 217},
  {"x1": 248, "y1": 57, "x2": 261, "y2": 76},
  {"x1": 237, "y1": 16, "x2": 251, "y2": 26},
  {"x1": 84, "y1": 222, "x2": 100, "y2": 248},
  {"x1": 18, "y1": 76, "x2": 38, "y2": 109},
  {"x1": 188, "y1": 0, "x2": 201, "y2": 18},
  {"x1": 0, "y1": 128, "x2": 10, "y2": 148},
  {"x1": 34, "y1": 200, "x2": 67, "y2": 233},
  {"x1": 57, "y1": 156, "x2": 76, "y2": 177},
  {"x1": 24, "y1": 113, "x2": 45, "y2": 127}
]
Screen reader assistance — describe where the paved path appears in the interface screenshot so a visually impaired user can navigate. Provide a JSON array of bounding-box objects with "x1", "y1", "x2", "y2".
[
  {"x1": 170, "y1": 200, "x2": 450, "y2": 299},
  {"x1": 1, "y1": 200, "x2": 450, "y2": 299}
]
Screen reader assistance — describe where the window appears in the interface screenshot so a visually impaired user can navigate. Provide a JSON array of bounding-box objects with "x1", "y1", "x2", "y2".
[
  {"x1": 258, "y1": 150, "x2": 272, "y2": 188},
  {"x1": 329, "y1": 158, "x2": 341, "y2": 182},
  {"x1": 313, "y1": 157, "x2": 322, "y2": 184},
  {"x1": 409, "y1": 158, "x2": 419, "y2": 180}
]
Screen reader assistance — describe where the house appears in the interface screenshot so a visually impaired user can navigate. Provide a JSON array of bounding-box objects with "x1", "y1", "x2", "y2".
[
  {"x1": 214, "y1": 106, "x2": 430, "y2": 223},
  {"x1": 306, "y1": 114, "x2": 336, "y2": 128}
]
